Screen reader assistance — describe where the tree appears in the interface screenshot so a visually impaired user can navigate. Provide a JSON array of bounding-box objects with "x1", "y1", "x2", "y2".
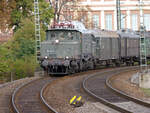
[
  {"x1": 14, "y1": 18, "x2": 45, "y2": 40},
  {"x1": 49, "y1": 0, "x2": 93, "y2": 28},
  {"x1": 0, "y1": 1, "x2": 52, "y2": 81},
  {"x1": 49, "y1": 0, "x2": 77, "y2": 23},
  {"x1": 0, "y1": 45, "x2": 10, "y2": 73},
  {"x1": 0, "y1": 18, "x2": 42, "y2": 80},
  {"x1": 39, "y1": 1, "x2": 54, "y2": 30},
  {"x1": 12, "y1": 18, "x2": 45, "y2": 58},
  {"x1": 12, "y1": 56, "x2": 38, "y2": 79},
  {"x1": 75, "y1": 5, "x2": 93, "y2": 28},
  {"x1": 10, "y1": 18, "x2": 41, "y2": 79},
  {"x1": 12, "y1": 0, "x2": 54, "y2": 31},
  {"x1": 0, "y1": 0, "x2": 16, "y2": 32},
  {"x1": 0, "y1": 41, "x2": 14, "y2": 81},
  {"x1": 0, "y1": 0, "x2": 53, "y2": 32}
]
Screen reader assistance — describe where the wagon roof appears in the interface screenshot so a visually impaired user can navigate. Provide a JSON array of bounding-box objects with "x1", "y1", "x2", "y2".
[
  {"x1": 144, "y1": 31, "x2": 150, "y2": 38},
  {"x1": 89, "y1": 29, "x2": 119, "y2": 38},
  {"x1": 118, "y1": 29, "x2": 140, "y2": 38}
]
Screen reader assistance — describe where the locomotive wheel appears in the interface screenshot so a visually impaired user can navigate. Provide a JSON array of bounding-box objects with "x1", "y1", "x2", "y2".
[
  {"x1": 75, "y1": 65, "x2": 80, "y2": 73},
  {"x1": 71, "y1": 68, "x2": 75, "y2": 74},
  {"x1": 66, "y1": 67, "x2": 70, "y2": 75},
  {"x1": 69, "y1": 67, "x2": 75, "y2": 74},
  {"x1": 126, "y1": 62, "x2": 129, "y2": 66}
]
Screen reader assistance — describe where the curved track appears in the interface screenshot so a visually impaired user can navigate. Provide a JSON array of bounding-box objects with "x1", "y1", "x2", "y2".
[
  {"x1": 83, "y1": 67, "x2": 150, "y2": 113},
  {"x1": 40, "y1": 81, "x2": 59, "y2": 113},
  {"x1": 106, "y1": 71, "x2": 150, "y2": 107},
  {"x1": 0, "y1": 77, "x2": 39, "y2": 113},
  {"x1": 12, "y1": 77, "x2": 58, "y2": 113}
]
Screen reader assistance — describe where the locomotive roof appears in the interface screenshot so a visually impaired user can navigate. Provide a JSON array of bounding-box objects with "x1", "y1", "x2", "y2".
[
  {"x1": 46, "y1": 28, "x2": 81, "y2": 33},
  {"x1": 145, "y1": 31, "x2": 150, "y2": 38},
  {"x1": 136, "y1": 31, "x2": 150, "y2": 38}
]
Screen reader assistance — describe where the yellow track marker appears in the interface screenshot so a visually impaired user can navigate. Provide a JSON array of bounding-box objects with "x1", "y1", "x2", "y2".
[{"x1": 70, "y1": 96, "x2": 82, "y2": 105}]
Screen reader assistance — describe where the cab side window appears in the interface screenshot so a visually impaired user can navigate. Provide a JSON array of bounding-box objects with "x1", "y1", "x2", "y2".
[
  {"x1": 68, "y1": 32, "x2": 73, "y2": 40},
  {"x1": 76, "y1": 32, "x2": 81, "y2": 40}
]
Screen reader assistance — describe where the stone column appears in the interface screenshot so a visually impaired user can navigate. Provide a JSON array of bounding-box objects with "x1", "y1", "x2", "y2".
[
  {"x1": 127, "y1": 9, "x2": 131, "y2": 29},
  {"x1": 114, "y1": 10, "x2": 117, "y2": 30}
]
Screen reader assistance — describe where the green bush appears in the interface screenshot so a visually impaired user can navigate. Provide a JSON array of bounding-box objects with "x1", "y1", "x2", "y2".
[
  {"x1": 12, "y1": 56, "x2": 38, "y2": 79},
  {"x1": 14, "y1": 18, "x2": 46, "y2": 41},
  {"x1": 0, "y1": 18, "x2": 45, "y2": 81}
]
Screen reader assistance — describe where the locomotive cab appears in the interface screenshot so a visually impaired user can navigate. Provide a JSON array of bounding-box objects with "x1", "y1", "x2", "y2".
[{"x1": 42, "y1": 29, "x2": 82, "y2": 59}]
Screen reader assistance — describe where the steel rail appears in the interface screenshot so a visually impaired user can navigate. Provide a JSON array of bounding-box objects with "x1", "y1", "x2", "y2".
[
  {"x1": 11, "y1": 79, "x2": 39, "y2": 113},
  {"x1": 11, "y1": 78, "x2": 40, "y2": 113},
  {"x1": 11, "y1": 77, "x2": 58, "y2": 113},
  {"x1": 106, "y1": 69, "x2": 150, "y2": 108},
  {"x1": 40, "y1": 81, "x2": 59, "y2": 113},
  {"x1": 82, "y1": 67, "x2": 138, "y2": 113}
]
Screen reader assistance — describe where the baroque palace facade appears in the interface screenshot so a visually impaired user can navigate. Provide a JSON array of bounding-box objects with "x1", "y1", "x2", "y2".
[{"x1": 62, "y1": 0, "x2": 150, "y2": 31}]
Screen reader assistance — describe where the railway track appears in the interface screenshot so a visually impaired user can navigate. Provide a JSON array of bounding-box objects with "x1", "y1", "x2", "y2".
[
  {"x1": 83, "y1": 67, "x2": 150, "y2": 113},
  {"x1": 11, "y1": 77, "x2": 58, "y2": 113},
  {"x1": 10, "y1": 66, "x2": 150, "y2": 113},
  {"x1": 0, "y1": 77, "x2": 39, "y2": 113},
  {"x1": 41, "y1": 68, "x2": 119, "y2": 113}
]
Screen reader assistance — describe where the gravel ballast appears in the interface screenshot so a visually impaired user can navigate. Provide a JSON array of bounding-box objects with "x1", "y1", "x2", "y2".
[
  {"x1": 43, "y1": 70, "x2": 120, "y2": 113},
  {"x1": 109, "y1": 70, "x2": 150, "y2": 102},
  {"x1": 0, "y1": 77, "x2": 40, "y2": 113}
]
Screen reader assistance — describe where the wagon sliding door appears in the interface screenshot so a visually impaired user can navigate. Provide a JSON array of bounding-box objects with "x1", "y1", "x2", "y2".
[
  {"x1": 100, "y1": 38, "x2": 111, "y2": 60},
  {"x1": 111, "y1": 38, "x2": 119, "y2": 59}
]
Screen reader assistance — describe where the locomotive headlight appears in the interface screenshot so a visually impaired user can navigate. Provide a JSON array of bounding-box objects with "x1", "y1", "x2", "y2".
[
  {"x1": 65, "y1": 56, "x2": 69, "y2": 59},
  {"x1": 55, "y1": 39, "x2": 59, "y2": 43},
  {"x1": 45, "y1": 56, "x2": 48, "y2": 59}
]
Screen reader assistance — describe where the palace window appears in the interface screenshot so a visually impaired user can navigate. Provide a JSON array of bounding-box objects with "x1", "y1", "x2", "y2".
[
  {"x1": 144, "y1": 14, "x2": 150, "y2": 30},
  {"x1": 121, "y1": 14, "x2": 126, "y2": 29},
  {"x1": 131, "y1": 14, "x2": 138, "y2": 30},
  {"x1": 93, "y1": 15, "x2": 99, "y2": 28},
  {"x1": 105, "y1": 14, "x2": 112, "y2": 30}
]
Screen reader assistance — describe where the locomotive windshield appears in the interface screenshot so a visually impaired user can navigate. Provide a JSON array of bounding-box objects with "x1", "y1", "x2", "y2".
[{"x1": 46, "y1": 30, "x2": 80, "y2": 41}]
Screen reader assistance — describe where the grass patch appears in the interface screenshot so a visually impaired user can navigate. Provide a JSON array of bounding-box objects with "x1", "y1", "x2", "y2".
[{"x1": 141, "y1": 88, "x2": 150, "y2": 97}]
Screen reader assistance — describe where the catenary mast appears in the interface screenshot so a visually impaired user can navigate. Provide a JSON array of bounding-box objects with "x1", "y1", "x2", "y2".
[
  {"x1": 34, "y1": 0, "x2": 41, "y2": 62},
  {"x1": 139, "y1": 0, "x2": 148, "y2": 74}
]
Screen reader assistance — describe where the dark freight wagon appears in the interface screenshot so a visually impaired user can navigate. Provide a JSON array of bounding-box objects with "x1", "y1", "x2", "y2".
[
  {"x1": 119, "y1": 30, "x2": 140, "y2": 64},
  {"x1": 93, "y1": 30, "x2": 120, "y2": 65}
]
